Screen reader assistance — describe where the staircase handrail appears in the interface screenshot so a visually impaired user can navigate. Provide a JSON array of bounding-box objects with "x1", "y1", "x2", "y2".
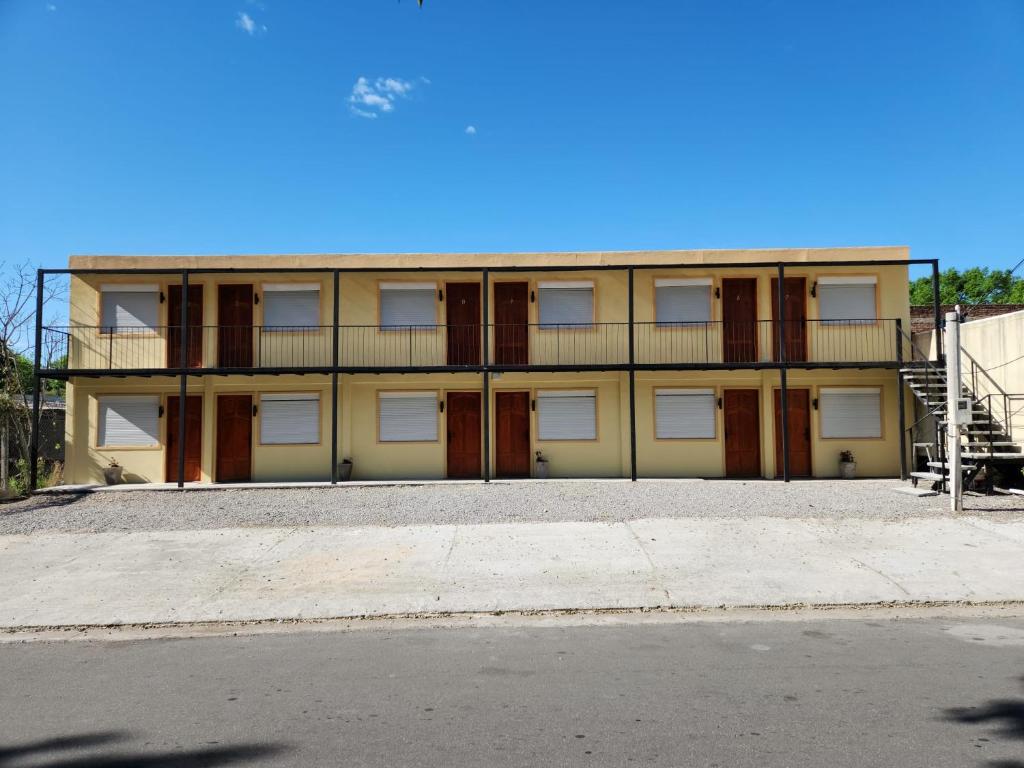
[{"x1": 960, "y1": 346, "x2": 1010, "y2": 399}]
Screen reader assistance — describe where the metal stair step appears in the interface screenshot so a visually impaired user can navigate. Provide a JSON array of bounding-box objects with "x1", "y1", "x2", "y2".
[
  {"x1": 927, "y1": 461, "x2": 978, "y2": 470},
  {"x1": 963, "y1": 452, "x2": 1024, "y2": 460},
  {"x1": 910, "y1": 471, "x2": 945, "y2": 482},
  {"x1": 964, "y1": 441, "x2": 1021, "y2": 447}
]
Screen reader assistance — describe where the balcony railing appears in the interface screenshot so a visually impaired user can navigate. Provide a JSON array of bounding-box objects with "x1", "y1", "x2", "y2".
[{"x1": 41, "y1": 319, "x2": 909, "y2": 373}]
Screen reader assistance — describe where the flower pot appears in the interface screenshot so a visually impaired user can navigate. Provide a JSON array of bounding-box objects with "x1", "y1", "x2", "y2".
[
  {"x1": 838, "y1": 461, "x2": 856, "y2": 480},
  {"x1": 535, "y1": 459, "x2": 549, "y2": 480},
  {"x1": 337, "y1": 460, "x2": 353, "y2": 482},
  {"x1": 103, "y1": 466, "x2": 123, "y2": 485}
]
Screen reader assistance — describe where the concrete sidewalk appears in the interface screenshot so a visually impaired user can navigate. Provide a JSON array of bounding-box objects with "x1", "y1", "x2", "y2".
[{"x1": 2, "y1": 516, "x2": 1024, "y2": 629}]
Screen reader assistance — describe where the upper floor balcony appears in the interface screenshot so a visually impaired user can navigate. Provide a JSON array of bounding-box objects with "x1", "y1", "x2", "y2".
[{"x1": 41, "y1": 317, "x2": 912, "y2": 375}]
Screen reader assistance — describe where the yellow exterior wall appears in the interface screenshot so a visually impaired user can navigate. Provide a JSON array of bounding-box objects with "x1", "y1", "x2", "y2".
[{"x1": 60, "y1": 247, "x2": 912, "y2": 485}]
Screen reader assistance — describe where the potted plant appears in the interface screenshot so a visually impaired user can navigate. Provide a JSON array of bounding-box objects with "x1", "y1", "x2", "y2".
[
  {"x1": 534, "y1": 450, "x2": 549, "y2": 480},
  {"x1": 338, "y1": 457, "x2": 354, "y2": 482},
  {"x1": 838, "y1": 450, "x2": 856, "y2": 480},
  {"x1": 103, "y1": 458, "x2": 123, "y2": 486}
]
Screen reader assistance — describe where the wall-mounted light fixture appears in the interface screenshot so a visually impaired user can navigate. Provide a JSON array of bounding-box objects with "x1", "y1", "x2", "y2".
[
  {"x1": 810, "y1": 282, "x2": 817, "y2": 298},
  {"x1": 159, "y1": 292, "x2": 166, "y2": 304},
  {"x1": 812, "y1": 398, "x2": 819, "y2": 410},
  {"x1": 158, "y1": 405, "x2": 165, "y2": 417},
  {"x1": 254, "y1": 294, "x2": 260, "y2": 305},
  {"x1": 252, "y1": 404, "x2": 259, "y2": 416},
  {"x1": 530, "y1": 290, "x2": 536, "y2": 303},
  {"x1": 531, "y1": 398, "x2": 536, "y2": 411},
  {"x1": 439, "y1": 400, "x2": 445, "y2": 413},
  {"x1": 438, "y1": 289, "x2": 444, "y2": 302},
  {"x1": 716, "y1": 397, "x2": 723, "y2": 410},
  {"x1": 714, "y1": 286, "x2": 721, "y2": 299}
]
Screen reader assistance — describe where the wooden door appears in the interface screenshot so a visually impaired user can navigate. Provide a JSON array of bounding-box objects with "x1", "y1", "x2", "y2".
[
  {"x1": 216, "y1": 394, "x2": 252, "y2": 482},
  {"x1": 446, "y1": 283, "x2": 481, "y2": 365},
  {"x1": 771, "y1": 277, "x2": 808, "y2": 362},
  {"x1": 217, "y1": 285, "x2": 253, "y2": 367},
  {"x1": 167, "y1": 285, "x2": 204, "y2": 368},
  {"x1": 722, "y1": 278, "x2": 758, "y2": 363},
  {"x1": 774, "y1": 389, "x2": 812, "y2": 478},
  {"x1": 495, "y1": 391, "x2": 531, "y2": 478},
  {"x1": 493, "y1": 282, "x2": 529, "y2": 365},
  {"x1": 446, "y1": 391, "x2": 481, "y2": 479},
  {"x1": 724, "y1": 389, "x2": 761, "y2": 478},
  {"x1": 166, "y1": 395, "x2": 202, "y2": 482}
]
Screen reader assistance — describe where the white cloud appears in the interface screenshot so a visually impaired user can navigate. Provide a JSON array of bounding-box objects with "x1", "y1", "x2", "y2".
[
  {"x1": 348, "y1": 76, "x2": 421, "y2": 118},
  {"x1": 465, "y1": 125, "x2": 477, "y2": 135},
  {"x1": 235, "y1": 11, "x2": 266, "y2": 35},
  {"x1": 46, "y1": 3, "x2": 57, "y2": 10}
]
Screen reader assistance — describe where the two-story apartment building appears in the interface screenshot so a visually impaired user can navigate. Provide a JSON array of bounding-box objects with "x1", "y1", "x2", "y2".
[{"x1": 31, "y1": 247, "x2": 940, "y2": 488}]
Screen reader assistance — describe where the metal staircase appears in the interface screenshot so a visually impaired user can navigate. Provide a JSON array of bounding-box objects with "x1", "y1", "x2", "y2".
[{"x1": 900, "y1": 341, "x2": 1024, "y2": 495}]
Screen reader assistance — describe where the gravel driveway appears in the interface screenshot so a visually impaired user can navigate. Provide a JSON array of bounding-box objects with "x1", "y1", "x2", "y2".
[{"x1": 2, "y1": 479, "x2": 1023, "y2": 535}]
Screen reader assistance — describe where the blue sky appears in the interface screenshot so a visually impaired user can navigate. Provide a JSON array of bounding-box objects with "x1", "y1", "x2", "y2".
[{"x1": 1, "y1": 0, "x2": 1022, "y2": 278}]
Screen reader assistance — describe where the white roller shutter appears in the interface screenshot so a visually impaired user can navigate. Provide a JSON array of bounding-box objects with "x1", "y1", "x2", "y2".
[
  {"x1": 98, "y1": 395, "x2": 159, "y2": 446},
  {"x1": 262, "y1": 284, "x2": 320, "y2": 328},
  {"x1": 538, "y1": 282, "x2": 594, "y2": 327},
  {"x1": 537, "y1": 390, "x2": 597, "y2": 440},
  {"x1": 100, "y1": 285, "x2": 159, "y2": 330},
  {"x1": 655, "y1": 280, "x2": 711, "y2": 326},
  {"x1": 379, "y1": 392, "x2": 439, "y2": 441},
  {"x1": 819, "y1": 387, "x2": 882, "y2": 438},
  {"x1": 655, "y1": 388, "x2": 716, "y2": 438},
  {"x1": 380, "y1": 283, "x2": 437, "y2": 327},
  {"x1": 817, "y1": 277, "x2": 876, "y2": 324},
  {"x1": 260, "y1": 393, "x2": 320, "y2": 444}
]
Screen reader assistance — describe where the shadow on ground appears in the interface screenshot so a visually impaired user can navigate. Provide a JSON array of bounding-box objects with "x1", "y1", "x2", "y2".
[
  {"x1": 943, "y1": 674, "x2": 1024, "y2": 767},
  {"x1": 0, "y1": 730, "x2": 288, "y2": 767}
]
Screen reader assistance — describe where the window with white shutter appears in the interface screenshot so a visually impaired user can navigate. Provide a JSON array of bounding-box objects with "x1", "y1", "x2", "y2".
[
  {"x1": 378, "y1": 392, "x2": 439, "y2": 441},
  {"x1": 538, "y1": 282, "x2": 594, "y2": 328},
  {"x1": 97, "y1": 395, "x2": 160, "y2": 447},
  {"x1": 379, "y1": 283, "x2": 437, "y2": 329},
  {"x1": 817, "y1": 277, "x2": 877, "y2": 325},
  {"x1": 655, "y1": 279, "x2": 712, "y2": 327},
  {"x1": 654, "y1": 388, "x2": 716, "y2": 439},
  {"x1": 100, "y1": 285, "x2": 159, "y2": 332},
  {"x1": 259, "y1": 393, "x2": 320, "y2": 444},
  {"x1": 537, "y1": 390, "x2": 597, "y2": 440},
  {"x1": 819, "y1": 387, "x2": 882, "y2": 438},
  {"x1": 262, "y1": 284, "x2": 320, "y2": 329}
]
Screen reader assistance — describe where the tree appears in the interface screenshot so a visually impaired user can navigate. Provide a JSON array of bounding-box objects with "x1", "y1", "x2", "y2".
[{"x1": 909, "y1": 267, "x2": 1024, "y2": 306}]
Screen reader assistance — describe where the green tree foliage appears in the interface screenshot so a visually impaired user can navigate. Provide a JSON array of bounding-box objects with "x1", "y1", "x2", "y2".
[{"x1": 909, "y1": 267, "x2": 1024, "y2": 306}]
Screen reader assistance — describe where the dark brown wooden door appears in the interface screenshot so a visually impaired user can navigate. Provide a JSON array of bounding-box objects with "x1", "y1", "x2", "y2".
[
  {"x1": 166, "y1": 395, "x2": 202, "y2": 482},
  {"x1": 771, "y1": 277, "x2": 808, "y2": 362},
  {"x1": 217, "y1": 285, "x2": 253, "y2": 367},
  {"x1": 774, "y1": 389, "x2": 812, "y2": 478},
  {"x1": 216, "y1": 394, "x2": 252, "y2": 482},
  {"x1": 446, "y1": 283, "x2": 481, "y2": 365},
  {"x1": 167, "y1": 285, "x2": 204, "y2": 368},
  {"x1": 446, "y1": 391, "x2": 481, "y2": 479},
  {"x1": 724, "y1": 389, "x2": 761, "y2": 478},
  {"x1": 495, "y1": 391, "x2": 531, "y2": 478},
  {"x1": 722, "y1": 278, "x2": 758, "y2": 363},
  {"x1": 494, "y1": 282, "x2": 529, "y2": 365}
]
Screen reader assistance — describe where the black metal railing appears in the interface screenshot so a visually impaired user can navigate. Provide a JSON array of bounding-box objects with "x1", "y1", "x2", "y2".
[{"x1": 41, "y1": 318, "x2": 910, "y2": 372}]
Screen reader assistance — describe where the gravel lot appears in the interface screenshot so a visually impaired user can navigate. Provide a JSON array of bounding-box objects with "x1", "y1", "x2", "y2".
[{"x1": 2, "y1": 479, "x2": 1023, "y2": 535}]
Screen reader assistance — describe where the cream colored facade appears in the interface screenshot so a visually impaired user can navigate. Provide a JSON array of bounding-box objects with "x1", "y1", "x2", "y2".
[{"x1": 58, "y1": 247, "x2": 914, "y2": 485}]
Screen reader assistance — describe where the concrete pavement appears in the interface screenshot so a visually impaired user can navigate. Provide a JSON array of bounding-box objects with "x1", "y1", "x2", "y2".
[{"x1": 2, "y1": 515, "x2": 1024, "y2": 628}]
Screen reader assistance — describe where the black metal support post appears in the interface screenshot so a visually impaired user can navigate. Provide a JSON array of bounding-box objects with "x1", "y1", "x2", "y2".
[
  {"x1": 777, "y1": 264, "x2": 790, "y2": 482},
  {"x1": 628, "y1": 267, "x2": 637, "y2": 481},
  {"x1": 896, "y1": 318, "x2": 908, "y2": 480},
  {"x1": 482, "y1": 269, "x2": 490, "y2": 482},
  {"x1": 29, "y1": 269, "x2": 44, "y2": 491},
  {"x1": 176, "y1": 270, "x2": 188, "y2": 488},
  {"x1": 932, "y1": 260, "x2": 943, "y2": 362},
  {"x1": 331, "y1": 270, "x2": 340, "y2": 484}
]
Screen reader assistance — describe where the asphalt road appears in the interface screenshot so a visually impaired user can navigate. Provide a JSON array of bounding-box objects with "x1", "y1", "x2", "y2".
[{"x1": 1, "y1": 614, "x2": 1023, "y2": 767}]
